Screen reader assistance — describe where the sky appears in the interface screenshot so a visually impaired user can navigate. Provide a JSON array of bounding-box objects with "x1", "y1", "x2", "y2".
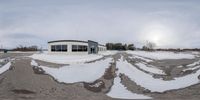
[{"x1": 0, "y1": 0, "x2": 200, "y2": 49}]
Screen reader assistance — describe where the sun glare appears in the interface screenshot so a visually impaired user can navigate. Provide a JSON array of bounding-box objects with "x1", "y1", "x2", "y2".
[
  {"x1": 141, "y1": 22, "x2": 173, "y2": 47},
  {"x1": 148, "y1": 30, "x2": 164, "y2": 45}
]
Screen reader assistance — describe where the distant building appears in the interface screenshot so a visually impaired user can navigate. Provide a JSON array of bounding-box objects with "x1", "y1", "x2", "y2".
[{"x1": 48, "y1": 40, "x2": 106, "y2": 55}]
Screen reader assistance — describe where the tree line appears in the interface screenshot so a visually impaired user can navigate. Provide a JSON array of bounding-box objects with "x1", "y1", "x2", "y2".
[
  {"x1": 1, "y1": 41, "x2": 200, "y2": 52},
  {"x1": 106, "y1": 41, "x2": 156, "y2": 51},
  {"x1": 106, "y1": 43, "x2": 135, "y2": 50},
  {"x1": 12, "y1": 45, "x2": 38, "y2": 51}
]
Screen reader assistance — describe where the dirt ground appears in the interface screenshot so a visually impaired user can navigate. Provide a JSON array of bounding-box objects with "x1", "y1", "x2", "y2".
[
  {"x1": 0, "y1": 57, "x2": 116, "y2": 100},
  {"x1": 0, "y1": 52, "x2": 200, "y2": 100}
]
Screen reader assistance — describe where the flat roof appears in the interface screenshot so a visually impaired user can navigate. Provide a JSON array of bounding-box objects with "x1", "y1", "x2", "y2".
[
  {"x1": 88, "y1": 40, "x2": 98, "y2": 43},
  {"x1": 48, "y1": 40, "x2": 106, "y2": 47},
  {"x1": 48, "y1": 40, "x2": 88, "y2": 44},
  {"x1": 98, "y1": 44, "x2": 106, "y2": 47}
]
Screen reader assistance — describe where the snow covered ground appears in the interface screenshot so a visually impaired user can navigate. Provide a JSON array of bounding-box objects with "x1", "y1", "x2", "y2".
[
  {"x1": 187, "y1": 60, "x2": 200, "y2": 67},
  {"x1": 31, "y1": 60, "x2": 39, "y2": 66},
  {"x1": 0, "y1": 62, "x2": 11, "y2": 74},
  {"x1": 183, "y1": 65, "x2": 200, "y2": 72},
  {"x1": 127, "y1": 51, "x2": 195, "y2": 60},
  {"x1": 30, "y1": 51, "x2": 118, "y2": 64},
  {"x1": 31, "y1": 58, "x2": 112, "y2": 83},
  {"x1": 129, "y1": 55, "x2": 153, "y2": 62},
  {"x1": 135, "y1": 63, "x2": 165, "y2": 75},
  {"x1": 30, "y1": 53, "x2": 103, "y2": 64},
  {"x1": 107, "y1": 55, "x2": 152, "y2": 99},
  {"x1": 116, "y1": 57, "x2": 200, "y2": 92},
  {"x1": 189, "y1": 51, "x2": 200, "y2": 57},
  {"x1": 182, "y1": 60, "x2": 200, "y2": 71},
  {"x1": 0, "y1": 59, "x2": 4, "y2": 63},
  {"x1": 0, "y1": 58, "x2": 11, "y2": 74},
  {"x1": 98, "y1": 50, "x2": 118, "y2": 56},
  {"x1": 107, "y1": 77, "x2": 151, "y2": 99}
]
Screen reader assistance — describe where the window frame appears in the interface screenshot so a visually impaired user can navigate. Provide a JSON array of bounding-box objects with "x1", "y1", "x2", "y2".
[
  {"x1": 61, "y1": 45, "x2": 68, "y2": 52},
  {"x1": 72, "y1": 45, "x2": 88, "y2": 52},
  {"x1": 51, "y1": 45, "x2": 68, "y2": 52},
  {"x1": 51, "y1": 45, "x2": 56, "y2": 52}
]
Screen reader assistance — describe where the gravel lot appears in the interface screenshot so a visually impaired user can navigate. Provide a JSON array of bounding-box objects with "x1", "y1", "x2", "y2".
[{"x1": 0, "y1": 52, "x2": 200, "y2": 100}]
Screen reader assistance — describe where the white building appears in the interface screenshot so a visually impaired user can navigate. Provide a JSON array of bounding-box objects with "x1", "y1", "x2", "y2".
[{"x1": 48, "y1": 40, "x2": 106, "y2": 55}]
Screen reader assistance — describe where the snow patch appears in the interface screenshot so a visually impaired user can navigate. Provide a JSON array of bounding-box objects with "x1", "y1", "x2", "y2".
[
  {"x1": 0, "y1": 62, "x2": 11, "y2": 74},
  {"x1": 187, "y1": 60, "x2": 200, "y2": 67},
  {"x1": 98, "y1": 50, "x2": 118, "y2": 56},
  {"x1": 31, "y1": 58, "x2": 112, "y2": 83},
  {"x1": 107, "y1": 77, "x2": 151, "y2": 99},
  {"x1": 31, "y1": 60, "x2": 39, "y2": 66},
  {"x1": 0, "y1": 59, "x2": 4, "y2": 62},
  {"x1": 183, "y1": 65, "x2": 200, "y2": 72},
  {"x1": 30, "y1": 53, "x2": 103, "y2": 64},
  {"x1": 129, "y1": 56, "x2": 153, "y2": 62},
  {"x1": 135, "y1": 63, "x2": 165, "y2": 75},
  {"x1": 89, "y1": 81, "x2": 103, "y2": 88},
  {"x1": 177, "y1": 65, "x2": 183, "y2": 68},
  {"x1": 127, "y1": 51, "x2": 195, "y2": 60},
  {"x1": 117, "y1": 57, "x2": 200, "y2": 92}
]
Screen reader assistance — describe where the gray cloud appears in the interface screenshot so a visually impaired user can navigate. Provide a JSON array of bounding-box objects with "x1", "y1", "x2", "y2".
[
  {"x1": 0, "y1": 0, "x2": 200, "y2": 49},
  {"x1": 3, "y1": 33, "x2": 39, "y2": 39}
]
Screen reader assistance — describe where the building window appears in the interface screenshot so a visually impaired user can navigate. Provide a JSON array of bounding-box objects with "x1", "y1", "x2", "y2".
[
  {"x1": 56, "y1": 45, "x2": 61, "y2": 51},
  {"x1": 78, "y1": 45, "x2": 83, "y2": 51},
  {"x1": 98, "y1": 47, "x2": 101, "y2": 51},
  {"x1": 51, "y1": 45, "x2": 67, "y2": 52},
  {"x1": 72, "y1": 45, "x2": 87, "y2": 52},
  {"x1": 79, "y1": 45, "x2": 88, "y2": 51},
  {"x1": 51, "y1": 45, "x2": 56, "y2": 51},
  {"x1": 99, "y1": 47, "x2": 104, "y2": 51},
  {"x1": 72, "y1": 45, "x2": 77, "y2": 52},
  {"x1": 62, "y1": 45, "x2": 68, "y2": 51}
]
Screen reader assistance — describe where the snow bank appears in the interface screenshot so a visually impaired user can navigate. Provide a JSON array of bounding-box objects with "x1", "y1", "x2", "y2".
[
  {"x1": 31, "y1": 58, "x2": 112, "y2": 83},
  {"x1": 107, "y1": 77, "x2": 151, "y2": 99},
  {"x1": 0, "y1": 59, "x2": 4, "y2": 62},
  {"x1": 30, "y1": 53, "x2": 103, "y2": 64},
  {"x1": 127, "y1": 51, "x2": 195, "y2": 60},
  {"x1": 7, "y1": 51, "x2": 38, "y2": 53},
  {"x1": 0, "y1": 58, "x2": 10, "y2": 63},
  {"x1": 0, "y1": 62, "x2": 11, "y2": 74},
  {"x1": 129, "y1": 56, "x2": 153, "y2": 62},
  {"x1": 191, "y1": 51, "x2": 200, "y2": 55},
  {"x1": 183, "y1": 65, "x2": 200, "y2": 72},
  {"x1": 117, "y1": 57, "x2": 200, "y2": 92},
  {"x1": 31, "y1": 60, "x2": 39, "y2": 66},
  {"x1": 189, "y1": 52, "x2": 200, "y2": 57},
  {"x1": 98, "y1": 50, "x2": 118, "y2": 56},
  {"x1": 187, "y1": 60, "x2": 200, "y2": 67},
  {"x1": 135, "y1": 63, "x2": 165, "y2": 75}
]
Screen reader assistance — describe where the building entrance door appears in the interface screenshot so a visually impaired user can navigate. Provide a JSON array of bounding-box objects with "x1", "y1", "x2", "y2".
[
  {"x1": 90, "y1": 48, "x2": 95, "y2": 54},
  {"x1": 88, "y1": 40, "x2": 98, "y2": 54}
]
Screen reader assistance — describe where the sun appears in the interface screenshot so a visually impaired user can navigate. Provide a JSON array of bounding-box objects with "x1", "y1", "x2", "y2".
[
  {"x1": 148, "y1": 30, "x2": 163, "y2": 45},
  {"x1": 141, "y1": 22, "x2": 172, "y2": 47}
]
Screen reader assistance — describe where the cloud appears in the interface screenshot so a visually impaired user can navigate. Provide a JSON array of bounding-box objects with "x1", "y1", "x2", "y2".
[
  {"x1": 0, "y1": 33, "x2": 46, "y2": 49},
  {"x1": 2, "y1": 33, "x2": 39, "y2": 39},
  {"x1": 0, "y1": 0, "x2": 200, "y2": 49}
]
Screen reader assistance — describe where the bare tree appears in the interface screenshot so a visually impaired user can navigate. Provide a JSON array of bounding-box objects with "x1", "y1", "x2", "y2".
[
  {"x1": 12, "y1": 45, "x2": 38, "y2": 51},
  {"x1": 142, "y1": 41, "x2": 156, "y2": 51}
]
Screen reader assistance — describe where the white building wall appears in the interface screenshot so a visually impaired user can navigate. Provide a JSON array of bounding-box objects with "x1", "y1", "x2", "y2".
[
  {"x1": 98, "y1": 45, "x2": 107, "y2": 52},
  {"x1": 48, "y1": 41, "x2": 88, "y2": 55}
]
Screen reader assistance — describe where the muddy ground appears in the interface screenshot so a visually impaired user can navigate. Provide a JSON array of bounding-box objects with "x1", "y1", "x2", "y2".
[{"x1": 0, "y1": 52, "x2": 200, "y2": 100}]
